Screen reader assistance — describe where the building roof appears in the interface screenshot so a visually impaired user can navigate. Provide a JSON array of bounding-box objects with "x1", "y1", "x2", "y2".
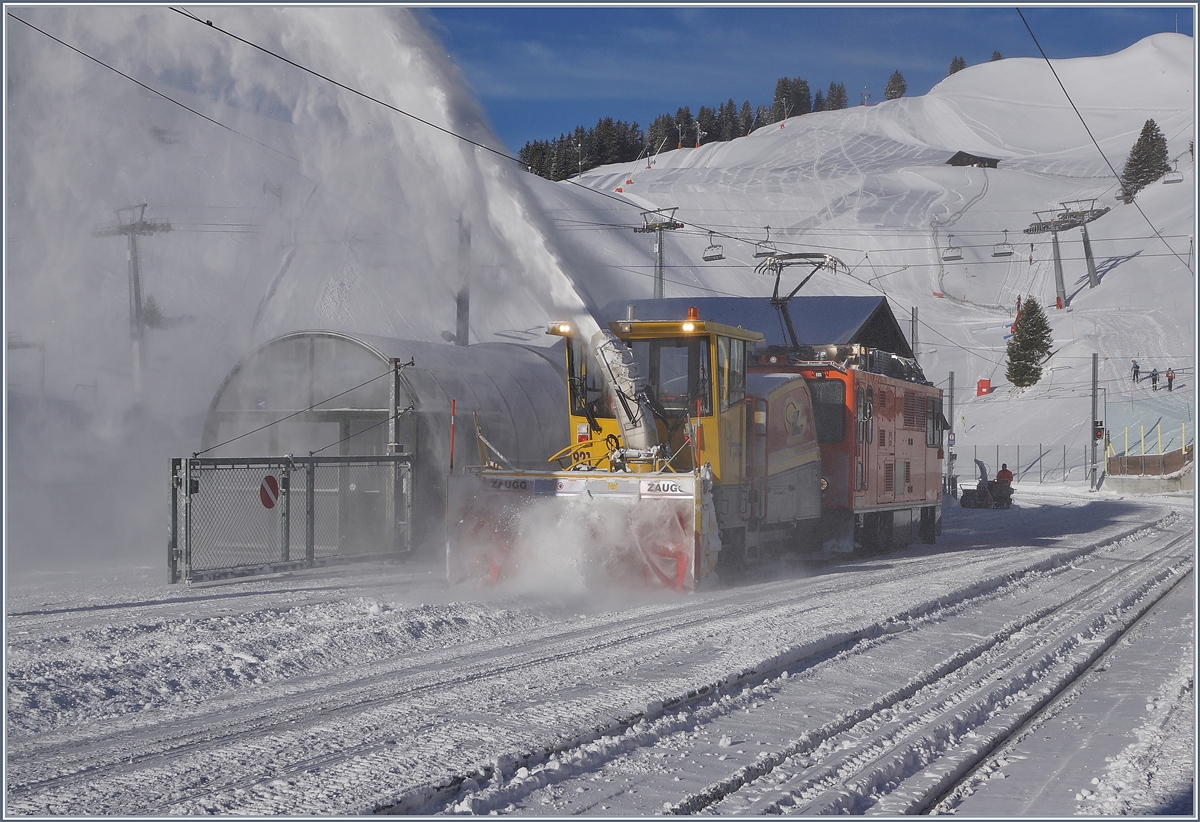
[
  {"x1": 600, "y1": 296, "x2": 914, "y2": 358},
  {"x1": 946, "y1": 150, "x2": 1000, "y2": 168}
]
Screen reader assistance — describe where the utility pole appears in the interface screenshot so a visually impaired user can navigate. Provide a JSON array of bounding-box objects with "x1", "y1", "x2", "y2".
[
  {"x1": 1091, "y1": 352, "x2": 1099, "y2": 490},
  {"x1": 947, "y1": 370, "x2": 956, "y2": 496},
  {"x1": 634, "y1": 208, "x2": 684, "y2": 299},
  {"x1": 910, "y1": 306, "x2": 919, "y2": 362},
  {"x1": 7, "y1": 333, "x2": 45, "y2": 408},
  {"x1": 92, "y1": 204, "x2": 170, "y2": 406},
  {"x1": 455, "y1": 215, "x2": 471, "y2": 346}
]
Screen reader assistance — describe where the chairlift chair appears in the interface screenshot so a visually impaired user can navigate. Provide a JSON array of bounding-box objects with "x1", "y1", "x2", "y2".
[
  {"x1": 942, "y1": 235, "x2": 963, "y2": 262},
  {"x1": 702, "y1": 232, "x2": 724, "y2": 262},
  {"x1": 1163, "y1": 162, "x2": 1183, "y2": 184},
  {"x1": 992, "y1": 229, "x2": 1014, "y2": 258},
  {"x1": 753, "y1": 226, "x2": 777, "y2": 258}
]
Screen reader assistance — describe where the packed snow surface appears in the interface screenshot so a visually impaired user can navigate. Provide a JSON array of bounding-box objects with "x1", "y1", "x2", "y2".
[
  {"x1": 4, "y1": 487, "x2": 1194, "y2": 816},
  {"x1": 5, "y1": 9, "x2": 1196, "y2": 817}
]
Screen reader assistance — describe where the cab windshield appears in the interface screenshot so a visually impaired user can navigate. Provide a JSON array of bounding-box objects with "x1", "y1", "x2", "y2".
[
  {"x1": 630, "y1": 337, "x2": 712, "y2": 417},
  {"x1": 567, "y1": 335, "x2": 712, "y2": 420}
]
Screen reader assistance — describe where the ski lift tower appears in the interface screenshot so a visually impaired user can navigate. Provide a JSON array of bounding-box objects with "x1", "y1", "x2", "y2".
[
  {"x1": 1023, "y1": 199, "x2": 1108, "y2": 309},
  {"x1": 92, "y1": 204, "x2": 171, "y2": 405},
  {"x1": 634, "y1": 207, "x2": 684, "y2": 299},
  {"x1": 1060, "y1": 199, "x2": 1109, "y2": 291}
]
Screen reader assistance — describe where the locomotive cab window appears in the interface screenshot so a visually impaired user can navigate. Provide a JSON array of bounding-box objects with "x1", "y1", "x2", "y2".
[
  {"x1": 716, "y1": 336, "x2": 746, "y2": 411},
  {"x1": 630, "y1": 336, "x2": 712, "y2": 416},
  {"x1": 807, "y1": 377, "x2": 846, "y2": 442},
  {"x1": 566, "y1": 336, "x2": 616, "y2": 420},
  {"x1": 926, "y1": 396, "x2": 944, "y2": 448}
]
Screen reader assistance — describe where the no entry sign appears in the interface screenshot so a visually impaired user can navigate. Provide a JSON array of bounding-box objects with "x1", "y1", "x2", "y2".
[{"x1": 260, "y1": 475, "x2": 280, "y2": 509}]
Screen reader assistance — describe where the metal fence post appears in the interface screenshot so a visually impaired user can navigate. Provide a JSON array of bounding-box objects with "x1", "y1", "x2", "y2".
[
  {"x1": 183, "y1": 457, "x2": 194, "y2": 581},
  {"x1": 169, "y1": 458, "x2": 180, "y2": 583},
  {"x1": 280, "y1": 460, "x2": 291, "y2": 562},
  {"x1": 306, "y1": 459, "x2": 316, "y2": 566}
]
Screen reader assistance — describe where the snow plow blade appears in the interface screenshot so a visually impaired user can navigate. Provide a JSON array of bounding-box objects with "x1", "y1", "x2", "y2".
[{"x1": 446, "y1": 470, "x2": 702, "y2": 592}]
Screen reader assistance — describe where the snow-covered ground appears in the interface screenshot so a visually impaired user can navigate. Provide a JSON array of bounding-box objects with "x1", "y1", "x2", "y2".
[
  {"x1": 4, "y1": 486, "x2": 1193, "y2": 815},
  {"x1": 5, "y1": 9, "x2": 1196, "y2": 816}
]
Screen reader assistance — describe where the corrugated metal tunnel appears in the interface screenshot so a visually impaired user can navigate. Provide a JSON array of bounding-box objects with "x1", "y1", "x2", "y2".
[{"x1": 201, "y1": 330, "x2": 567, "y2": 555}]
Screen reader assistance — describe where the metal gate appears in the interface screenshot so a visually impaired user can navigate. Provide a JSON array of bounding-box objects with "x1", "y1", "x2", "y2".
[{"x1": 168, "y1": 455, "x2": 413, "y2": 583}]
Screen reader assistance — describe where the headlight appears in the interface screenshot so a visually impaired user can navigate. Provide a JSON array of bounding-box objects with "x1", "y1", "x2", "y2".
[{"x1": 820, "y1": 477, "x2": 829, "y2": 491}]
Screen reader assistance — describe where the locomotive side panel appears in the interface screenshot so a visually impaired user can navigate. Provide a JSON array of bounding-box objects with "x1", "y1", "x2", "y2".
[{"x1": 761, "y1": 377, "x2": 823, "y2": 525}]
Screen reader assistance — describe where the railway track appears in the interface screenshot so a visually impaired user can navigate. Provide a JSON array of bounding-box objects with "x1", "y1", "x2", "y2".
[
  {"x1": 5, "y1": 504, "x2": 1187, "y2": 815},
  {"x1": 418, "y1": 519, "x2": 1190, "y2": 816}
]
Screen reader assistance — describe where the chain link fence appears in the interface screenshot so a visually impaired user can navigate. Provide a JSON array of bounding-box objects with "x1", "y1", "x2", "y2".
[
  {"x1": 169, "y1": 455, "x2": 412, "y2": 583},
  {"x1": 947, "y1": 443, "x2": 1098, "y2": 487}
]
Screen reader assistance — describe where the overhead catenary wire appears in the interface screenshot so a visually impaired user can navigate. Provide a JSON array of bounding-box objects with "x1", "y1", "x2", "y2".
[
  {"x1": 7, "y1": 12, "x2": 300, "y2": 165},
  {"x1": 20, "y1": 7, "x2": 1187, "y2": 283},
  {"x1": 24, "y1": 6, "x2": 1184, "y2": 381},
  {"x1": 192, "y1": 368, "x2": 395, "y2": 457},
  {"x1": 155, "y1": 7, "x2": 1195, "y2": 282},
  {"x1": 308, "y1": 403, "x2": 415, "y2": 456},
  {"x1": 167, "y1": 6, "x2": 660, "y2": 219}
]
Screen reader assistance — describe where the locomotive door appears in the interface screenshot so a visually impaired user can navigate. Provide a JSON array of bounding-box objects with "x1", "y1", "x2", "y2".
[{"x1": 875, "y1": 381, "x2": 896, "y2": 504}]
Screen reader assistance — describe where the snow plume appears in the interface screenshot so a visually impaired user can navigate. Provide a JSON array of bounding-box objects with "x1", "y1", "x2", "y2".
[
  {"x1": 454, "y1": 494, "x2": 689, "y2": 609},
  {"x1": 5, "y1": 7, "x2": 594, "y2": 574}
]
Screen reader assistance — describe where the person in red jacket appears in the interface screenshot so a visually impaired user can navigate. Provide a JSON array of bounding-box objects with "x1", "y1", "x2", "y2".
[{"x1": 996, "y1": 463, "x2": 1014, "y2": 485}]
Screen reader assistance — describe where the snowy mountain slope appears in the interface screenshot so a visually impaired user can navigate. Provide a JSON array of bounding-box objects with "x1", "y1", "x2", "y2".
[{"x1": 545, "y1": 32, "x2": 1195, "y2": 461}]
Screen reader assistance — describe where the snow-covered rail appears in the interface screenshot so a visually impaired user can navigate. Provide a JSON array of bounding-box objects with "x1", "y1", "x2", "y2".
[
  {"x1": 683, "y1": 529, "x2": 1191, "y2": 815},
  {"x1": 4, "y1": 496, "x2": 1189, "y2": 816}
]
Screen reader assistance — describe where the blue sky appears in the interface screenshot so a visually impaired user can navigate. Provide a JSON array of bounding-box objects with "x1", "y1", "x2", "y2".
[{"x1": 421, "y1": 5, "x2": 1195, "y2": 155}]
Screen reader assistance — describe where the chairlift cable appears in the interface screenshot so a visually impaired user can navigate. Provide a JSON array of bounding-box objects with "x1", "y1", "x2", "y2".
[{"x1": 1017, "y1": 8, "x2": 1190, "y2": 273}]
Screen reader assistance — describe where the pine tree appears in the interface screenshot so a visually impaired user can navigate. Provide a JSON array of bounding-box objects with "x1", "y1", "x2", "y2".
[
  {"x1": 825, "y1": 82, "x2": 848, "y2": 110},
  {"x1": 812, "y1": 90, "x2": 824, "y2": 112},
  {"x1": 739, "y1": 100, "x2": 755, "y2": 135},
  {"x1": 1005, "y1": 296, "x2": 1053, "y2": 387},
  {"x1": 990, "y1": 51, "x2": 1003, "y2": 61},
  {"x1": 675, "y1": 106, "x2": 695, "y2": 148},
  {"x1": 948, "y1": 56, "x2": 967, "y2": 75},
  {"x1": 695, "y1": 106, "x2": 716, "y2": 146},
  {"x1": 884, "y1": 70, "x2": 907, "y2": 101},
  {"x1": 1119, "y1": 119, "x2": 1171, "y2": 197},
  {"x1": 647, "y1": 113, "x2": 676, "y2": 156},
  {"x1": 789, "y1": 77, "x2": 812, "y2": 116}
]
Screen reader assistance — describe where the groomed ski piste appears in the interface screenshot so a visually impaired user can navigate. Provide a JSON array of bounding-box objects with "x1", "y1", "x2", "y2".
[{"x1": 5, "y1": 8, "x2": 1196, "y2": 817}]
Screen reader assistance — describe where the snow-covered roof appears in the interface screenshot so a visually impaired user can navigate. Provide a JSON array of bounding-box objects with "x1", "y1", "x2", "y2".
[{"x1": 600, "y1": 296, "x2": 914, "y2": 358}]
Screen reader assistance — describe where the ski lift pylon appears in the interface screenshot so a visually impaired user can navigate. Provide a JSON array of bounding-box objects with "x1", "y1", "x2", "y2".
[
  {"x1": 753, "y1": 226, "x2": 777, "y2": 258},
  {"x1": 702, "y1": 232, "x2": 724, "y2": 262},
  {"x1": 942, "y1": 235, "x2": 963, "y2": 262},
  {"x1": 992, "y1": 229, "x2": 1014, "y2": 258}
]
